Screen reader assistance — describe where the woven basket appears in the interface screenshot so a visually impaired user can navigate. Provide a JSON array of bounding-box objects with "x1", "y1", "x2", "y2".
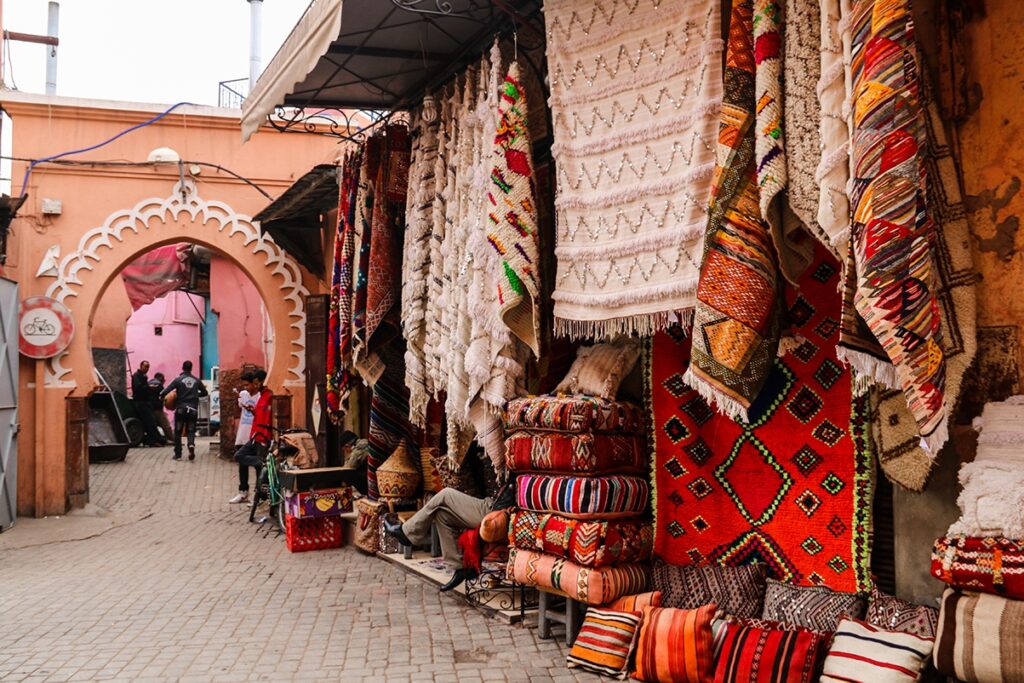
[
  {"x1": 377, "y1": 440, "x2": 421, "y2": 499},
  {"x1": 420, "y1": 446, "x2": 442, "y2": 494}
]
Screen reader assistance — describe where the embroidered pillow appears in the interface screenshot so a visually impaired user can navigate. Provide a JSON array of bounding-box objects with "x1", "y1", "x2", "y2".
[
  {"x1": 632, "y1": 605, "x2": 716, "y2": 683},
  {"x1": 653, "y1": 560, "x2": 768, "y2": 618},
  {"x1": 865, "y1": 585, "x2": 939, "y2": 639},
  {"x1": 605, "y1": 591, "x2": 662, "y2": 612},
  {"x1": 761, "y1": 579, "x2": 867, "y2": 632},
  {"x1": 934, "y1": 588, "x2": 1024, "y2": 683},
  {"x1": 479, "y1": 509, "x2": 510, "y2": 543},
  {"x1": 713, "y1": 621, "x2": 827, "y2": 683},
  {"x1": 556, "y1": 339, "x2": 642, "y2": 400},
  {"x1": 820, "y1": 618, "x2": 933, "y2": 682},
  {"x1": 566, "y1": 608, "x2": 643, "y2": 679}
]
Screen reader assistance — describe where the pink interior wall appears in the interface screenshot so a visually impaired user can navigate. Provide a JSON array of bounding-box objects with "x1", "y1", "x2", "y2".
[
  {"x1": 125, "y1": 290, "x2": 204, "y2": 386},
  {"x1": 211, "y1": 255, "x2": 268, "y2": 370}
]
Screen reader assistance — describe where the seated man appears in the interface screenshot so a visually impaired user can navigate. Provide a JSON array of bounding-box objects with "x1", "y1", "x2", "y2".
[{"x1": 384, "y1": 475, "x2": 516, "y2": 592}]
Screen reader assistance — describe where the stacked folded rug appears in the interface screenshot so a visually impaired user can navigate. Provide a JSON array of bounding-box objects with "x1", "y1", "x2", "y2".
[
  {"x1": 928, "y1": 397, "x2": 1024, "y2": 683},
  {"x1": 502, "y1": 394, "x2": 653, "y2": 606}
]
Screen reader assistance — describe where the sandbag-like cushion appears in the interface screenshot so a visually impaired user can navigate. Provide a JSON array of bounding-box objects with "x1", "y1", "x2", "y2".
[
  {"x1": 713, "y1": 620, "x2": 826, "y2": 683},
  {"x1": 761, "y1": 580, "x2": 866, "y2": 632},
  {"x1": 506, "y1": 547, "x2": 650, "y2": 606},
  {"x1": 820, "y1": 618, "x2": 932, "y2": 683},
  {"x1": 934, "y1": 588, "x2": 1024, "y2": 683},
  {"x1": 555, "y1": 339, "x2": 642, "y2": 400},
  {"x1": 516, "y1": 473, "x2": 649, "y2": 519},
  {"x1": 509, "y1": 509, "x2": 653, "y2": 567},
  {"x1": 932, "y1": 535, "x2": 1024, "y2": 600},
  {"x1": 605, "y1": 591, "x2": 662, "y2": 612},
  {"x1": 632, "y1": 605, "x2": 717, "y2": 683},
  {"x1": 865, "y1": 585, "x2": 939, "y2": 639},
  {"x1": 653, "y1": 560, "x2": 768, "y2": 619},
  {"x1": 479, "y1": 509, "x2": 510, "y2": 544},
  {"x1": 566, "y1": 608, "x2": 643, "y2": 679},
  {"x1": 505, "y1": 431, "x2": 647, "y2": 476},
  {"x1": 504, "y1": 395, "x2": 646, "y2": 435}
]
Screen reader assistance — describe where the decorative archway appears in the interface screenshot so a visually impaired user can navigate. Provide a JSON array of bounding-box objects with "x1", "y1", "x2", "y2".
[{"x1": 40, "y1": 179, "x2": 309, "y2": 390}]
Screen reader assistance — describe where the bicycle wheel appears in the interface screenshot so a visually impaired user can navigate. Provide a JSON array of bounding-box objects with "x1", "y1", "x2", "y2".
[{"x1": 275, "y1": 499, "x2": 287, "y2": 531}]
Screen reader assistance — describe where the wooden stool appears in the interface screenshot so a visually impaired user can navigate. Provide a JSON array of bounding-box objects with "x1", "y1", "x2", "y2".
[{"x1": 537, "y1": 589, "x2": 586, "y2": 645}]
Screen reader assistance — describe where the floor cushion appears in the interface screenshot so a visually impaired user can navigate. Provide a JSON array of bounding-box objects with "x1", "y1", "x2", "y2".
[
  {"x1": 761, "y1": 579, "x2": 867, "y2": 632},
  {"x1": 516, "y1": 473, "x2": 649, "y2": 519},
  {"x1": 653, "y1": 560, "x2": 768, "y2": 619},
  {"x1": 505, "y1": 431, "x2": 647, "y2": 475},
  {"x1": 506, "y1": 547, "x2": 650, "y2": 606},
  {"x1": 505, "y1": 395, "x2": 645, "y2": 435},
  {"x1": 934, "y1": 588, "x2": 1024, "y2": 683},
  {"x1": 820, "y1": 618, "x2": 933, "y2": 682},
  {"x1": 866, "y1": 585, "x2": 939, "y2": 639},
  {"x1": 509, "y1": 509, "x2": 653, "y2": 567},
  {"x1": 931, "y1": 535, "x2": 1024, "y2": 600},
  {"x1": 605, "y1": 591, "x2": 662, "y2": 612},
  {"x1": 713, "y1": 620, "x2": 826, "y2": 683},
  {"x1": 633, "y1": 605, "x2": 717, "y2": 683},
  {"x1": 566, "y1": 608, "x2": 643, "y2": 679}
]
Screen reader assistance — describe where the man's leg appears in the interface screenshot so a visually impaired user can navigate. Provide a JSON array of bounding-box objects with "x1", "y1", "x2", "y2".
[
  {"x1": 134, "y1": 400, "x2": 160, "y2": 445},
  {"x1": 230, "y1": 442, "x2": 259, "y2": 502},
  {"x1": 404, "y1": 488, "x2": 490, "y2": 565},
  {"x1": 154, "y1": 409, "x2": 172, "y2": 442},
  {"x1": 185, "y1": 413, "x2": 198, "y2": 457},
  {"x1": 172, "y1": 411, "x2": 184, "y2": 458}
]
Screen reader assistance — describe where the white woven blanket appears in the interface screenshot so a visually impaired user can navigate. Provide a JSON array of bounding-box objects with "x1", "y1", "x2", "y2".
[{"x1": 544, "y1": 0, "x2": 723, "y2": 338}]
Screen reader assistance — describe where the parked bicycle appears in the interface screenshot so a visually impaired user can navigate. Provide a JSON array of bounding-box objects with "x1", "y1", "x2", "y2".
[{"x1": 248, "y1": 426, "x2": 306, "y2": 529}]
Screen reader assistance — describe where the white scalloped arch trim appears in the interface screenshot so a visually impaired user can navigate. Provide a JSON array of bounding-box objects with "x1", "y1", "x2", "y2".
[{"x1": 42, "y1": 180, "x2": 308, "y2": 387}]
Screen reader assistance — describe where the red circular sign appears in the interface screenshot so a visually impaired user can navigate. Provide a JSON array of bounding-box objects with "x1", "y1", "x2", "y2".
[{"x1": 19, "y1": 296, "x2": 74, "y2": 359}]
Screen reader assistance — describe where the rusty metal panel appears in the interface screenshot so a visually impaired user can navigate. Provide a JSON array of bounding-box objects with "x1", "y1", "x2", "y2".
[{"x1": 65, "y1": 396, "x2": 89, "y2": 509}]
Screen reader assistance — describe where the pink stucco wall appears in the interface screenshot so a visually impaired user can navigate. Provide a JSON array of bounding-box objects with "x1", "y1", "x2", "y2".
[
  {"x1": 210, "y1": 255, "x2": 269, "y2": 370},
  {"x1": 125, "y1": 291, "x2": 203, "y2": 383}
]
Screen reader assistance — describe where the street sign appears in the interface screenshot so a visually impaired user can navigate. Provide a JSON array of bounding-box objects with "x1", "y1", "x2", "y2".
[{"x1": 18, "y1": 296, "x2": 74, "y2": 359}]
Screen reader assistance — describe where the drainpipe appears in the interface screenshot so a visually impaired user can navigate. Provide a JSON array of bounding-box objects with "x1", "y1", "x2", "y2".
[
  {"x1": 45, "y1": 1, "x2": 57, "y2": 95},
  {"x1": 248, "y1": 0, "x2": 262, "y2": 90}
]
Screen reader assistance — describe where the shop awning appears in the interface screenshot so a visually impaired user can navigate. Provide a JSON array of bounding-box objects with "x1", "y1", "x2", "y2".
[
  {"x1": 241, "y1": 0, "x2": 537, "y2": 141},
  {"x1": 253, "y1": 164, "x2": 340, "y2": 277}
]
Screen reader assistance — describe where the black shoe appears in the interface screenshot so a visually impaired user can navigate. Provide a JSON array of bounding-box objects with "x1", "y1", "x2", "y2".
[
  {"x1": 382, "y1": 516, "x2": 412, "y2": 547},
  {"x1": 440, "y1": 568, "x2": 478, "y2": 592},
  {"x1": 172, "y1": 454, "x2": 182, "y2": 460},
  {"x1": 188, "y1": 446, "x2": 195, "y2": 461}
]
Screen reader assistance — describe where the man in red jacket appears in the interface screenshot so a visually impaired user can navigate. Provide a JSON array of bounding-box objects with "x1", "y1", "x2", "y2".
[{"x1": 228, "y1": 369, "x2": 273, "y2": 505}]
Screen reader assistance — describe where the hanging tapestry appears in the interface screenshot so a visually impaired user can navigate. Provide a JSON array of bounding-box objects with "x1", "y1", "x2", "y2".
[
  {"x1": 401, "y1": 108, "x2": 440, "y2": 426},
  {"x1": 350, "y1": 137, "x2": 382, "y2": 367},
  {"x1": 488, "y1": 60, "x2": 541, "y2": 357},
  {"x1": 367, "y1": 340, "x2": 419, "y2": 501},
  {"x1": 816, "y1": 0, "x2": 854, "y2": 257},
  {"x1": 543, "y1": 0, "x2": 724, "y2": 339},
  {"x1": 683, "y1": 0, "x2": 782, "y2": 422},
  {"x1": 647, "y1": 244, "x2": 872, "y2": 592},
  {"x1": 326, "y1": 151, "x2": 362, "y2": 421},
  {"x1": 839, "y1": 0, "x2": 948, "y2": 455},
  {"x1": 873, "y1": 97, "x2": 977, "y2": 491}
]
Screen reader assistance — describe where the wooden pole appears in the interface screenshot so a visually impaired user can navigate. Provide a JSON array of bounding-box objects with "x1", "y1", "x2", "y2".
[{"x1": 33, "y1": 358, "x2": 44, "y2": 517}]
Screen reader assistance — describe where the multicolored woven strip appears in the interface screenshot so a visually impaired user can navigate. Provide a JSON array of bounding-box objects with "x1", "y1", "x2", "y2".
[
  {"x1": 685, "y1": 0, "x2": 782, "y2": 422},
  {"x1": 326, "y1": 151, "x2": 361, "y2": 421},
  {"x1": 509, "y1": 510, "x2": 653, "y2": 568},
  {"x1": 504, "y1": 395, "x2": 645, "y2": 435},
  {"x1": 932, "y1": 535, "x2": 1024, "y2": 600},
  {"x1": 504, "y1": 431, "x2": 647, "y2": 476},
  {"x1": 516, "y1": 473, "x2": 649, "y2": 519},
  {"x1": 840, "y1": 0, "x2": 947, "y2": 454},
  {"x1": 487, "y1": 61, "x2": 541, "y2": 357}
]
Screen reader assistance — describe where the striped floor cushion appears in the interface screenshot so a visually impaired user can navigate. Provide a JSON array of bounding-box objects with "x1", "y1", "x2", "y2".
[
  {"x1": 504, "y1": 395, "x2": 645, "y2": 435},
  {"x1": 934, "y1": 588, "x2": 1024, "y2": 683},
  {"x1": 509, "y1": 509, "x2": 653, "y2": 567},
  {"x1": 506, "y1": 547, "x2": 650, "y2": 606},
  {"x1": 821, "y1": 618, "x2": 932, "y2": 682},
  {"x1": 505, "y1": 431, "x2": 647, "y2": 475},
  {"x1": 714, "y1": 620, "x2": 827, "y2": 683},
  {"x1": 566, "y1": 608, "x2": 642, "y2": 679},
  {"x1": 931, "y1": 535, "x2": 1024, "y2": 599},
  {"x1": 634, "y1": 605, "x2": 717, "y2": 683},
  {"x1": 516, "y1": 473, "x2": 649, "y2": 519}
]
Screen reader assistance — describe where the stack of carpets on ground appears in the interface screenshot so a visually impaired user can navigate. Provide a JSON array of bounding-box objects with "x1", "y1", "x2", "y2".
[
  {"x1": 502, "y1": 395, "x2": 653, "y2": 606},
  {"x1": 929, "y1": 398, "x2": 1024, "y2": 683}
]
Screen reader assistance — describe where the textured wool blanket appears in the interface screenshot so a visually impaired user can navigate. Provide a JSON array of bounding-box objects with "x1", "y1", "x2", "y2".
[
  {"x1": 839, "y1": 0, "x2": 948, "y2": 455},
  {"x1": 544, "y1": 0, "x2": 723, "y2": 339},
  {"x1": 326, "y1": 151, "x2": 362, "y2": 421},
  {"x1": 684, "y1": 0, "x2": 782, "y2": 422},
  {"x1": 350, "y1": 137, "x2": 381, "y2": 368}
]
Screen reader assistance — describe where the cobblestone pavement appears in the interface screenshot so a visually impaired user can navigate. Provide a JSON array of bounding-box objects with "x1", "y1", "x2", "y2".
[{"x1": 0, "y1": 440, "x2": 599, "y2": 682}]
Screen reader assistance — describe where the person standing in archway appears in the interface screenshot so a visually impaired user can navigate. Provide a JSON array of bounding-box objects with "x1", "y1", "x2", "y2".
[
  {"x1": 131, "y1": 360, "x2": 163, "y2": 447},
  {"x1": 160, "y1": 360, "x2": 208, "y2": 461},
  {"x1": 229, "y1": 369, "x2": 273, "y2": 505},
  {"x1": 148, "y1": 372, "x2": 173, "y2": 444}
]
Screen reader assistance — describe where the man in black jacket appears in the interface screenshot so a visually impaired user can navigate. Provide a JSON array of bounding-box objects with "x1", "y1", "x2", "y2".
[
  {"x1": 130, "y1": 361, "x2": 162, "y2": 446},
  {"x1": 160, "y1": 360, "x2": 208, "y2": 461}
]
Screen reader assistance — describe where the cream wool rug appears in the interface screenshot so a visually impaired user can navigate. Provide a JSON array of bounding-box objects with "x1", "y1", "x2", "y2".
[{"x1": 544, "y1": 0, "x2": 724, "y2": 339}]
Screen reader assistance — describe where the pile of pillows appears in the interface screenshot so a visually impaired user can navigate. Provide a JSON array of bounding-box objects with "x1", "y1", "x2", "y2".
[{"x1": 565, "y1": 561, "x2": 940, "y2": 682}]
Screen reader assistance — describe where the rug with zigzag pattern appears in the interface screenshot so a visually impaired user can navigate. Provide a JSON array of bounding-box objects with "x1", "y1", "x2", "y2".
[{"x1": 645, "y1": 244, "x2": 872, "y2": 592}]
